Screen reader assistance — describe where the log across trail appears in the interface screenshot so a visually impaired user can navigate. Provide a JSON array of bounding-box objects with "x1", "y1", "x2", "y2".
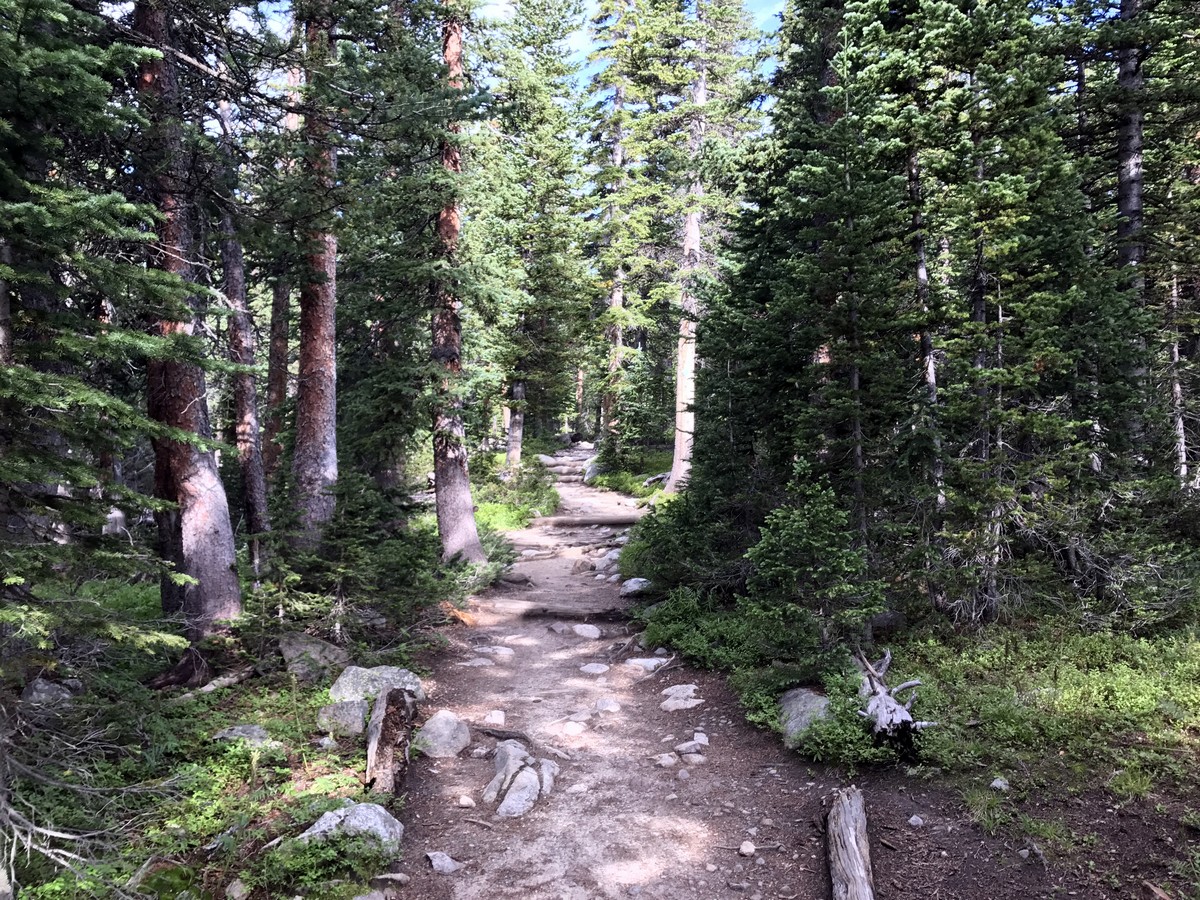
[{"x1": 393, "y1": 448, "x2": 1073, "y2": 900}]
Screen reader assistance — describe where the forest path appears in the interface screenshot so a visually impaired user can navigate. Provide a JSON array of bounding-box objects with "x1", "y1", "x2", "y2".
[{"x1": 395, "y1": 449, "x2": 1035, "y2": 900}]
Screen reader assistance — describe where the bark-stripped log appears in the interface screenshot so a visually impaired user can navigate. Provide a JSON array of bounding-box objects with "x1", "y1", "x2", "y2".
[
  {"x1": 365, "y1": 688, "x2": 418, "y2": 794},
  {"x1": 856, "y1": 650, "x2": 937, "y2": 736},
  {"x1": 828, "y1": 786, "x2": 874, "y2": 900}
]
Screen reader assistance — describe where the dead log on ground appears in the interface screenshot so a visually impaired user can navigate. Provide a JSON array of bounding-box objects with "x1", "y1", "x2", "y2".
[
  {"x1": 365, "y1": 688, "x2": 418, "y2": 793},
  {"x1": 828, "y1": 785, "x2": 874, "y2": 900}
]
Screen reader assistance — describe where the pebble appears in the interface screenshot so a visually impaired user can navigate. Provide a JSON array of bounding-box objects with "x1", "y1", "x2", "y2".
[
  {"x1": 426, "y1": 852, "x2": 464, "y2": 874},
  {"x1": 677, "y1": 769, "x2": 690, "y2": 781},
  {"x1": 760, "y1": 817, "x2": 773, "y2": 826},
  {"x1": 654, "y1": 753, "x2": 679, "y2": 767},
  {"x1": 681, "y1": 753, "x2": 707, "y2": 765},
  {"x1": 661, "y1": 698, "x2": 704, "y2": 712},
  {"x1": 705, "y1": 863, "x2": 718, "y2": 873},
  {"x1": 665, "y1": 793, "x2": 678, "y2": 800},
  {"x1": 675, "y1": 740, "x2": 703, "y2": 754},
  {"x1": 457, "y1": 796, "x2": 475, "y2": 808},
  {"x1": 484, "y1": 710, "x2": 506, "y2": 725},
  {"x1": 573, "y1": 624, "x2": 602, "y2": 639},
  {"x1": 566, "y1": 783, "x2": 589, "y2": 794},
  {"x1": 580, "y1": 663, "x2": 610, "y2": 675},
  {"x1": 1018, "y1": 848, "x2": 1030, "y2": 859},
  {"x1": 908, "y1": 814, "x2": 924, "y2": 827},
  {"x1": 694, "y1": 732, "x2": 709, "y2": 746},
  {"x1": 990, "y1": 776, "x2": 1010, "y2": 792},
  {"x1": 661, "y1": 684, "x2": 698, "y2": 699},
  {"x1": 738, "y1": 841, "x2": 756, "y2": 857},
  {"x1": 594, "y1": 697, "x2": 622, "y2": 714},
  {"x1": 549, "y1": 622, "x2": 572, "y2": 634}
]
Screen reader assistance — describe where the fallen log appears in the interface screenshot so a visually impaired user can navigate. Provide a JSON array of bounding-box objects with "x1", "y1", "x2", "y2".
[
  {"x1": 538, "y1": 513, "x2": 645, "y2": 528},
  {"x1": 856, "y1": 650, "x2": 937, "y2": 737},
  {"x1": 828, "y1": 786, "x2": 874, "y2": 900},
  {"x1": 365, "y1": 688, "x2": 418, "y2": 794}
]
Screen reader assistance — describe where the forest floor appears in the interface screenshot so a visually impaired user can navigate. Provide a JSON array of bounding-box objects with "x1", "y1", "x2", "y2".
[{"x1": 395, "y1": 448, "x2": 1194, "y2": 900}]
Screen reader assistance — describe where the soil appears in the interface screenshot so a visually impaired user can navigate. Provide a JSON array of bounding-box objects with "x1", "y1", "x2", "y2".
[{"x1": 395, "y1": 450, "x2": 1195, "y2": 900}]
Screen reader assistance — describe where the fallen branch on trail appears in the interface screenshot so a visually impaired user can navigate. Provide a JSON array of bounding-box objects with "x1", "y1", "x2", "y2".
[
  {"x1": 828, "y1": 786, "x2": 874, "y2": 900},
  {"x1": 856, "y1": 650, "x2": 937, "y2": 737}
]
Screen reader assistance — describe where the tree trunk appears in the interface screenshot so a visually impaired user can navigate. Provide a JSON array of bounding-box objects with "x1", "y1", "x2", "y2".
[
  {"x1": 601, "y1": 85, "x2": 627, "y2": 458},
  {"x1": 0, "y1": 238, "x2": 11, "y2": 366},
  {"x1": 1116, "y1": 0, "x2": 1145, "y2": 295},
  {"x1": 506, "y1": 379, "x2": 526, "y2": 471},
  {"x1": 432, "y1": 2, "x2": 485, "y2": 564},
  {"x1": 135, "y1": 2, "x2": 241, "y2": 641},
  {"x1": 292, "y1": 3, "x2": 339, "y2": 549},
  {"x1": 219, "y1": 208, "x2": 271, "y2": 572},
  {"x1": 665, "y1": 27, "x2": 707, "y2": 494},
  {"x1": 264, "y1": 274, "x2": 290, "y2": 480},
  {"x1": 574, "y1": 367, "x2": 585, "y2": 434}
]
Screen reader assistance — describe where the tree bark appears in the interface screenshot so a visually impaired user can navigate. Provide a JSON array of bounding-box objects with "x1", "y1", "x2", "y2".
[
  {"x1": 506, "y1": 379, "x2": 526, "y2": 470},
  {"x1": 292, "y1": 2, "x2": 339, "y2": 549},
  {"x1": 0, "y1": 238, "x2": 11, "y2": 366},
  {"x1": 219, "y1": 208, "x2": 271, "y2": 572},
  {"x1": 432, "y1": 1, "x2": 485, "y2": 564},
  {"x1": 135, "y1": 2, "x2": 241, "y2": 641},
  {"x1": 665, "y1": 33, "x2": 706, "y2": 494},
  {"x1": 827, "y1": 786, "x2": 875, "y2": 900},
  {"x1": 263, "y1": 274, "x2": 290, "y2": 480},
  {"x1": 1116, "y1": 0, "x2": 1145, "y2": 295},
  {"x1": 601, "y1": 85, "x2": 628, "y2": 458}
]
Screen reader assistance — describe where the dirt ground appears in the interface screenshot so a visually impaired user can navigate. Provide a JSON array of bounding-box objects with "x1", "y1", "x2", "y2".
[{"x1": 394, "y1": 455, "x2": 1194, "y2": 900}]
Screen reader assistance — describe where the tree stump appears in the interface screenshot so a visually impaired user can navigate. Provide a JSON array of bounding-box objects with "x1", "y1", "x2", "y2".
[
  {"x1": 828, "y1": 785, "x2": 874, "y2": 900},
  {"x1": 365, "y1": 688, "x2": 418, "y2": 794},
  {"x1": 857, "y1": 650, "x2": 936, "y2": 737}
]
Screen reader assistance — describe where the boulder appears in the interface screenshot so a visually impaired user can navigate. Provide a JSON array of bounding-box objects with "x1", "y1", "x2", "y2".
[
  {"x1": 583, "y1": 458, "x2": 602, "y2": 484},
  {"x1": 496, "y1": 767, "x2": 542, "y2": 818},
  {"x1": 536, "y1": 454, "x2": 558, "y2": 466},
  {"x1": 572, "y1": 623, "x2": 602, "y2": 639},
  {"x1": 329, "y1": 666, "x2": 426, "y2": 703},
  {"x1": 414, "y1": 710, "x2": 470, "y2": 758},
  {"x1": 317, "y1": 700, "x2": 369, "y2": 737},
  {"x1": 278, "y1": 633, "x2": 350, "y2": 682},
  {"x1": 296, "y1": 803, "x2": 404, "y2": 855},
  {"x1": 619, "y1": 578, "x2": 652, "y2": 597},
  {"x1": 20, "y1": 678, "x2": 74, "y2": 707},
  {"x1": 779, "y1": 687, "x2": 831, "y2": 747}
]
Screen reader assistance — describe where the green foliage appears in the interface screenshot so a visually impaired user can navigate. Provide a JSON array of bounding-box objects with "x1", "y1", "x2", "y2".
[{"x1": 251, "y1": 835, "x2": 392, "y2": 898}]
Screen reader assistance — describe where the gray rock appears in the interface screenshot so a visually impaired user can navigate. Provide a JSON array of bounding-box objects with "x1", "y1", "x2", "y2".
[
  {"x1": 579, "y1": 663, "x2": 610, "y2": 675},
  {"x1": 661, "y1": 684, "x2": 698, "y2": 699},
  {"x1": 213, "y1": 724, "x2": 283, "y2": 749},
  {"x1": 571, "y1": 558, "x2": 596, "y2": 574},
  {"x1": 563, "y1": 721, "x2": 586, "y2": 736},
  {"x1": 619, "y1": 578, "x2": 652, "y2": 597},
  {"x1": 693, "y1": 732, "x2": 709, "y2": 746},
  {"x1": 626, "y1": 657, "x2": 668, "y2": 673},
  {"x1": 476, "y1": 645, "x2": 515, "y2": 659},
  {"x1": 278, "y1": 633, "x2": 350, "y2": 683},
  {"x1": 426, "y1": 851, "x2": 464, "y2": 874},
  {"x1": 908, "y1": 815, "x2": 924, "y2": 827},
  {"x1": 497, "y1": 766, "x2": 542, "y2": 817},
  {"x1": 483, "y1": 740, "x2": 531, "y2": 804},
  {"x1": 681, "y1": 753, "x2": 707, "y2": 765},
  {"x1": 371, "y1": 873, "x2": 411, "y2": 889},
  {"x1": 226, "y1": 879, "x2": 250, "y2": 900},
  {"x1": 316, "y1": 735, "x2": 338, "y2": 750},
  {"x1": 594, "y1": 697, "x2": 622, "y2": 714},
  {"x1": 603, "y1": 548, "x2": 622, "y2": 564},
  {"x1": 675, "y1": 740, "x2": 703, "y2": 754},
  {"x1": 457, "y1": 795, "x2": 475, "y2": 808},
  {"x1": 661, "y1": 698, "x2": 704, "y2": 712},
  {"x1": 536, "y1": 454, "x2": 558, "y2": 466},
  {"x1": 607, "y1": 574, "x2": 621, "y2": 584},
  {"x1": 572, "y1": 623, "x2": 602, "y2": 639},
  {"x1": 583, "y1": 459, "x2": 602, "y2": 484},
  {"x1": 483, "y1": 709, "x2": 506, "y2": 725},
  {"x1": 317, "y1": 701, "x2": 369, "y2": 737},
  {"x1": 990, "y1": 776, "x2": 1010, "y2": 792},
  {"x1": 779, "y1": 688, "x2": 831, "y2": 748},
  {"x1": 459, "y1": 657, "x2": 495, "y2": 667},
  {"x1": 549, "y1": 622, "x2": 573, "y2": 634},
  {"x1": 21, "y1": 678, "x2": 74, "y2": 707},
  {"x1": 654, "y1": 753, "x2": 678, "y2": 767},
  {"x1": 739, "y1": 841, "x2": 756, "y2": 857},
  {"x1": 296, "y1": 803, "x2": 404, "y2": 855},
  {"x1": 414, "y1": 710, "x2": 470, "y2": 758},
  {"x1": 329, "y1": 666, "x2": 425, "y2": 703}
]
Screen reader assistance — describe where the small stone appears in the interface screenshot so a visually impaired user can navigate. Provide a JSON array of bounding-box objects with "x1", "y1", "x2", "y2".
[
  {"x1": 738, "y1": 841, "x2": 756, "y2": 857},
  {"x1": 747, "y1": 828, "x2": 758, "y2": 837},
  {"x1": 760, "y1": 817, "x2": 773, "y2": 827},
  {"x1": 654, "y1": 753, "x2": 679, "y2": 767},
  {"x1": 681, "y1": 753, "x2": 706, "y2": 765},
  {"x1": 370, "y1": 873, "x2": 411, "y2": 888},
  {"x1": 620, "y1": 578, "x2": 652, "y2": 597},
  {"x1": 626, "y1": 658, "x2": 668, "y2": 673},
  {"x1": 661, "y1": 698, "x2": 704, "y2": 712},
  {"x1": 694, "y1": 732, "x2": 709, "y2": 746},
  {"x1": 705, "y1": 864, "x2": 718, "y2": 873},
  {"x1": 566, "y1": 783, "x2": 589, "y2": 794},
  {"x1": 1018, "y1": 848, "x2": 1030, "y2": 859},
  {"x1": 226, "y1": 878, "x2": 250, "y2": 900},
  {"x1": 426, "y1": 851, "x2": 464, "y2": 874},
  {"x1": 568, "y1": 710, "x2": 592, "y2": 722},
  {"x1": 755, "y1": 857, "x2": 766, "y2": 866},
  {"x1": 661, "y1": 684, "x2": 698, "y2": 699},
  {"x1": 654, "y1": 647, "x2": 669, "y2": 656},
  {"x1": 457, "y1": 796, "x2": 475, "y2": 808},
  {"x1": 607, "y1": 574, "x2": 621, "y2": 584},
  {"x1": 594, "y1": 697, "x2": 622, "y2": 714},
  {"x1": 662, "y1": 734, "x2": 676, "y2": 742},
  {"x1": 666, "y1": 793, "x2": 678, "y2": 800},
  {"x1": 675, "y1": 740, "x2": 702, "y2": 754},
  {"x1": 728, "y1": 882, "x2": 750, "y2": 892},
  {"x1": 316, "y1": 735, "x2": 338, "y2": 750},
  {"x1": 484, "y1": 710, "x2": 506, "y2": 726},
  {"x1": 990, "y1": 776, "x2": 1010, "y2": 792},
  {"x1": 477, "y1": 645, "x2": 515, "y2": 659},
  {"x1": 908, "y1": 815, "x2": 924, "y2": 827},
  {"x1": 595, "y1": 574, "x2": 606, "y2": 581},
  {"x1": 213, "y1": 724, "x2": 283, "y2": 749},
  {"x1": 677, "y1": 769, "x2": 690, "y2": 781},
  {"x1": 538, "y1": 758, "x2": 560, "y2": 795},
  {"x1": 571, "y1": 558, "x2": 596, "y2": 574},
  {"x1": 549, "y1": 622, "x2": 572, "y2": 634},
  {"x1": 580, "y1": 663, "x2": 610, "y2": 675},
  {"x1": 563, "y1": 721, "x2": 586, "y2": 736},
  {"x1": 573, "y1": 623, "x2": 602, "y2": 639}
]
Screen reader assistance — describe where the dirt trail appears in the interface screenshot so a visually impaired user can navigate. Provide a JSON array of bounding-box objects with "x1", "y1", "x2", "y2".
[{"x1": 396, "y1": 449, "x2": 1146, "y2": 900}]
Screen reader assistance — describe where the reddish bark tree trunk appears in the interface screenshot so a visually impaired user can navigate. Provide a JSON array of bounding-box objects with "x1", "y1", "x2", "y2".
[
  {"x1": 135, "y1": 2, "x2": 241, "y2": 641},
  {"x1": 292, "y1": 4, "x2": 339, "y2": 548},
  {"x1": 432, "y1": 3, "x2": 485, "y2": 564}
]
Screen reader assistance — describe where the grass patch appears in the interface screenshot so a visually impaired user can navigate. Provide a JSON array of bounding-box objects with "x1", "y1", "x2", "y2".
[{"x1": 593, "y1": 448, "x2": 674, "y2": 498}]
